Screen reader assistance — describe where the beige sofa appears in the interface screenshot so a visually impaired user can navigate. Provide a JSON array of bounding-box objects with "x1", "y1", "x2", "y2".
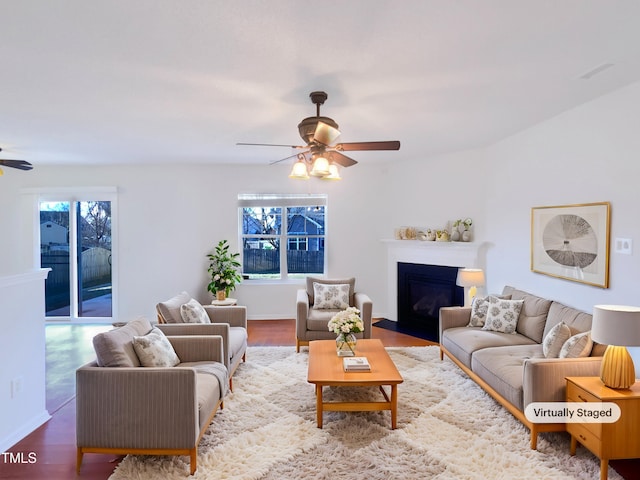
[
  {"x1": 76, "y1": 317, "x2": 228, "y2": 475},
  {"x1": 439, "y1": 286, "x2": 606, "y2": 449}
]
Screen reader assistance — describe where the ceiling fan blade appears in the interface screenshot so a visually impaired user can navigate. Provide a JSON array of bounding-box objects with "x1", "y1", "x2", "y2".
[
  {"x1": 312, "y1": 121, "x2": 341, "y2": 146},
  {"x1": 269, "y1": 150, "x2": 310, "y2": 165},
  {"x1": 334, "y1": 140, "x2": 400, "y2": 151},
  {"x1": 237, "y1": 142, "x2": 306, "y2": 149},
  {"x1": 0, "y1": 159, "x2": 34, "y2": 171},
  {"x1": 327, "y1": 151, "x2": 357, "y2": 168}
]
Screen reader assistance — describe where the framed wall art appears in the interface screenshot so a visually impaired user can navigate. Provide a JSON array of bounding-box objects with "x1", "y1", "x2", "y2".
[{"x1": 531, "y1": 202, "x2": 611, "y2": 288}]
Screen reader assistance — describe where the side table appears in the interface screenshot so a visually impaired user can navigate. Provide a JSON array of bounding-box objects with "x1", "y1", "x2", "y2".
[
  {"x1": 566, "y1": 376, "x2": 640, "y2": 480},
  {"x1": 211, "y1": 298, "x2": 237, "y2": 306}
]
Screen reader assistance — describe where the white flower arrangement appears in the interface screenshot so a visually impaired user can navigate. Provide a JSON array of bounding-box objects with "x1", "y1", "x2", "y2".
[{"x1": 327, "y1": 307, "x2": 364, "y2": 335}]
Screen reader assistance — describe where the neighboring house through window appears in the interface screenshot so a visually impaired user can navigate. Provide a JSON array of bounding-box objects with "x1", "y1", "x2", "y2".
[{"x1": 238, "y1": 194, "x2": 327, "y2": 279}]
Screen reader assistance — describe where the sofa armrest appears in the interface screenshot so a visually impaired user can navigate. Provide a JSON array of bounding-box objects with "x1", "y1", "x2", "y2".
[
  {"x1": 354, "y1": 292, "x2": 373, "y2": 338},
  {"x1": 523, "y1": 356, "x2": 603, "y2": 406},
  {"x1": 296, "y1": 288, "x2": 310, "y2": 333},
  {"x1": 439, "y1": 306, "x2": 471, "y2": 337},
  {"x1": 76, "y1": 364, "x2": 199, "y2": 449},
  {"x1": 168, "y1": 335, "x2": 224, "y2": 364},
  {"x1": 157, "y1": 323, "x2": 231, "y2": 370},
  {"x1": 203, "y1": 305, "x2": 247, "y2": 329}
]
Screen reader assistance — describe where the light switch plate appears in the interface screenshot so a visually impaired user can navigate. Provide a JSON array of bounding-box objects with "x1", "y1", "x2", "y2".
[{"x1": 614, "y1": 237, "x2": 632, "y2": 255}]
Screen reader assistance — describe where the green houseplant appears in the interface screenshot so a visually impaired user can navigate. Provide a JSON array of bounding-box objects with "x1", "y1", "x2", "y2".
[{"x1": 207, "y1": 240, "x2": 242, "y2": 300}]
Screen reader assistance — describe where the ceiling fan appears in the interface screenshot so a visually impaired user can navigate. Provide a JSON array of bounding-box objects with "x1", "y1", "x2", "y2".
[
  {"x1": 0, "y1": 148, "x2": 33, "y2": 175},
  {"x1": 237, "y1": 91, "x2": 400, "y2": 179}
]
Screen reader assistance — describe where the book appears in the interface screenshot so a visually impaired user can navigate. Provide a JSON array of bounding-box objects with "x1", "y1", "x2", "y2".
[{"x1": 343, "y1": 356, "x2": 371, "y2": 372}]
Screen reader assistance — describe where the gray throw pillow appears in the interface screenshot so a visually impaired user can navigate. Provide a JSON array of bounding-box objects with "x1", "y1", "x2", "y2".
[
  {"x1": 132, "y1": 327, "x2": 180, "y2": 367},
  {"x1": 542, "y1": 322, "x2": 572, "y2": 358}
]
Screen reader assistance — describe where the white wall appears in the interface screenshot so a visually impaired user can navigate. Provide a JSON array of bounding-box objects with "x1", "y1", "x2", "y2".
[
  {"x1": 0, "y1": 270, "x2": 50, "y2": 452},
  {"x1": 0, "y1": 161, "x2": 391, "y2": 322}
]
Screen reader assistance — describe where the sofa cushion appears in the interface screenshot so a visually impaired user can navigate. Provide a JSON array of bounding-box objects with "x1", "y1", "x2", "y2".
[
  {"x1": 306, "y1": 277, "x2": 355, "y2": 306},
  {"x1": 507, "y1": 289, "x2": 553, "y2": 343},
  {"x1": 313, "y1": 282, "x2": 350, "y2": 309},
  {"x1": 132, "y1": 327, "x2": 180, "y2": 367},
  {"x1": 542, "y1": 321, "x2": 571, "y2": 358},
  {"x1": 559, "y1": 331, "x2": 593, "y2": 358},
  {"x1": 180, "y1": 298, "x2": 211, "y2": 323},
  {"x1": 471, "y1": 344, "x2": 545, "y2": 411},
  {"x1": 157, "y1": 291, "x2": 193, "y2": 323},
  {"x1": 482, "y1": 297, "x2": 524, "y2": 334},
  {"x1": 441, "y1": 327, "x2": 536, "y2": 369},
  {"x1": 93, "y1": 317, "x2": 153, "y2": 367},
  {"x1": 542, "y1": 301, "x2": 607, "y2": 356}
]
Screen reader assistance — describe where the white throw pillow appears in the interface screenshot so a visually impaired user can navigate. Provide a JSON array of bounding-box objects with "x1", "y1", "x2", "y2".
[
  {"x1": 132, "y1": 328, "x2": 180, "y2": 367},
  {"x1": 482, "y1": 297, "x2": 524, "y2": 334},
  {"x1": 542, "y1": 322, "x2": 572, "y2": 358},
  {"x1": 313, "y1": 283, "x2": 350, "y2": 309},
  {"x1": 559, "y1": 331, "x2": 593, "y2": 358},
  {"x1": 180, "y1": 298, "x2": 210, "y2": 323}
]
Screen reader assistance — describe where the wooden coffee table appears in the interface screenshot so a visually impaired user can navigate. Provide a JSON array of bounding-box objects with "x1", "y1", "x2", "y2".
[{"x1": 307, "y1": 339, "x2": 403, "y2": 429}]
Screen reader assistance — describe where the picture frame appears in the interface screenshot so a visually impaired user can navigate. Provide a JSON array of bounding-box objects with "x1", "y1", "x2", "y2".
[{"x1": 531, "y1": 202, "x2": 611, "y2": 288}]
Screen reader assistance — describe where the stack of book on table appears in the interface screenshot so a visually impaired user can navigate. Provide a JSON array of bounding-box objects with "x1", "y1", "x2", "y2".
[{"x1": 343, "y1": 356, "x2": 371, "y2": 372}]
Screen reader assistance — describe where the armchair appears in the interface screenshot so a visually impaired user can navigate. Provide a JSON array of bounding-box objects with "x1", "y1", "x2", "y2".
[
  {"x1": 76, "y1": 317, "x2": 227, "y2": 475},
  {"x1": 296, "y1": 277, "x2": 372, "y2": 352},
  {"x1": 156, "y1": 291, "x2": 247, "y2": 390}
]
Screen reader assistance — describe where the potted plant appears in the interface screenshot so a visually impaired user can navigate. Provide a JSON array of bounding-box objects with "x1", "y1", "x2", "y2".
[{"x1": 207, "y1": 240, "x2": 242, "y2": 301}]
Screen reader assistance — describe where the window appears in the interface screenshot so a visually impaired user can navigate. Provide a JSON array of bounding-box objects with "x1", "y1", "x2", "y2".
[
  {"x1": 239, "y1": 194, "x2": 326, "y2": 279},
  {"x1": 35, "y1": 188, "x2": 117, "y2": 321}
]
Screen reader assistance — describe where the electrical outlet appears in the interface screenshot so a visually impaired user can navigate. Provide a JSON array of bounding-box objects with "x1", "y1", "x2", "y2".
[
  {"x1": 614, "y1": 237, "x2": 633, "y2": 255},
  {"x1": 11, "y1": 377, "x2": 23, "y2": 398}
]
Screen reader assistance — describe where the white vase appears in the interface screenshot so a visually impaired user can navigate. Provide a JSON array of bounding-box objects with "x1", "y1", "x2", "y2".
[{"x1": 462, "y1": 230, "x2": 471, "y2": 242}]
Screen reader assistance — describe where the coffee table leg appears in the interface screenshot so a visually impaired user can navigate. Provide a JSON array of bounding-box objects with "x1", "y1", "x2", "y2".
[
  {"x1": 316, "y1": 385, "x2": 323, "y2": 428},
  {"x1": 391, "y1": 384, "x2": 398, "y2": 429}
]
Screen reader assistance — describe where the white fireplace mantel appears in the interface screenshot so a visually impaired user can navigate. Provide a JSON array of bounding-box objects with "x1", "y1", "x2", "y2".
[{"x1": 382, "y1": 239, "x2": 483, "y2": 321}]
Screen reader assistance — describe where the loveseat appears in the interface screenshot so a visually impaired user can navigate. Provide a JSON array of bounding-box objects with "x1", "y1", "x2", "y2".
[
  {"x1": 76, "y1": 317, "x2": 228, "y2": 475},
  {"x1": 439, "y1": 286, "x2": 606, "y2": 449}
]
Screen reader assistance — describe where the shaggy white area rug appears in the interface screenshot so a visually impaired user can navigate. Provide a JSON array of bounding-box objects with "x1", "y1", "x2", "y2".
[{"x1": 110, "y1": 346, "x2": 621, "y2": 479}]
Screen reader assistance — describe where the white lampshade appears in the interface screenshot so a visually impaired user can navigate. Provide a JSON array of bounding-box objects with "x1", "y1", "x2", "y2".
[
  {"x1": 321, "y1": 163, "x2": 341, "y2": 180},
  {"x1": 289, "y1": 160, "x2": 309, "y2": 179},
  {"x1": 592, "y1": 305, "x2": 640, "y2": 389},
  {"x1": 310, "y1": 156, "x2": 330, "y2": 176},
  {"x1": 456, "y1": 268, "x2": 485, "y2": 288},
  {"x1": 592, "y1": 305, "x2": 640, "y2": 347}
]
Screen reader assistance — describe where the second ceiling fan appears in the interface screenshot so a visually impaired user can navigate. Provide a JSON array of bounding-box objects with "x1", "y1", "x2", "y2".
[{"x1": 237, "y1": 91, "x2": 400, "y2": 179}]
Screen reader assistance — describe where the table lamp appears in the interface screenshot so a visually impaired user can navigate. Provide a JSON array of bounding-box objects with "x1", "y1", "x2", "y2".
[
  {"x1": 456, "y1": 268, "x2": 485, "y2": 307},
  {"x1": 591, "y1": 305, "x2": 640, "y2": 389}
]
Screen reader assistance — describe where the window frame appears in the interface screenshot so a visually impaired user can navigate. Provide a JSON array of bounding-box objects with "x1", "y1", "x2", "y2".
[
  {"x1": 238, "y1": 194, "x2": 327, "y2": 281},
  {"x1": 24, "y1": 186, "x2": 118, "y2": 323}
]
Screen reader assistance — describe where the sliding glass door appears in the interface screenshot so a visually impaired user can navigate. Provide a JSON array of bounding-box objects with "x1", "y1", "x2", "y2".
[{"x1": 40, "y1": 199, "x2": 114, "y2": 320}]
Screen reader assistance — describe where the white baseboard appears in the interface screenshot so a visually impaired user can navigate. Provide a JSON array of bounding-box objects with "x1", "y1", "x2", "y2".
[{"x1": 0, "y1": 410, "x2": 51, "y2": 453}]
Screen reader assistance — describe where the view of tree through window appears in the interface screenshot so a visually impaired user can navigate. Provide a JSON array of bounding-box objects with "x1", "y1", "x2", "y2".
[
  {"x1": 239, "y1": 196, "x2": 326, "y2": 278},
  {"x1": 40, "y1": 200, "x2": 112, "y2": 318}
]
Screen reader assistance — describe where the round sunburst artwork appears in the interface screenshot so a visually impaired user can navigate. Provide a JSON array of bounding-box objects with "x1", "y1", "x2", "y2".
[{"x1": 542, "y1": 214, "x2": 598, "y2": 268}]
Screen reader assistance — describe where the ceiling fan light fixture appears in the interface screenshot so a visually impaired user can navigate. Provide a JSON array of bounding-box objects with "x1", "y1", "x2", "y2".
[
  {"x1": 310, "y1": 156, "x2": 330, "y2": 176},
  {"x1": 289, "y1": 160, "x2": 310, "y2": 179},
  {"x1": 322, "y1": 163, "x2": 341, "y2": 180}
]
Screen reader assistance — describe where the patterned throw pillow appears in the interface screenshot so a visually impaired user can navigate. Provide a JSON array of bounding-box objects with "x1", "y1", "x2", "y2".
[
  {"x1": 559, "y1": 331, "x2": 593, "y2": 358},
  {"x1": 180, "y1": 298, "x2": 210, "y2": 323},
  {"x1": 542, "y1": 322, "x2": 572, "y2": 358},
  {"x1": 132, "y1": 328, "x2": 180, "y2": 367},
  {"x1": 313, "y1": 283, "x2": 350, "y2": 309},
  {"x1": 482, "y1": 297, "x2": 524, "y2": 334},
  {"x1": 468, "y1": 296, "x2": 491, "y2": 327}
]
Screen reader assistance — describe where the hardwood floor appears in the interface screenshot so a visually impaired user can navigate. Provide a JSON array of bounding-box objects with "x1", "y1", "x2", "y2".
[{"x1": 2, "y1": 320, "x2": 638, "y2": 480}]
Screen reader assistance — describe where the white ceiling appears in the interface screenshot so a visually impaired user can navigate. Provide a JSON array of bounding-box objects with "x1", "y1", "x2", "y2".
[{"x1": 2, "y1": 0, "x2": 640, "y2": 168}]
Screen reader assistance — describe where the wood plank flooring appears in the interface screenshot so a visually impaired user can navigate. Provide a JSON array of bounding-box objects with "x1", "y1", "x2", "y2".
[{"x1": 2, "y1": 320, "x2": 638, "y2": 480}]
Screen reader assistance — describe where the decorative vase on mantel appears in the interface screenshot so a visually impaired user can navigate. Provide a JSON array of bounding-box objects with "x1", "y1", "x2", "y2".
[
  {"x1": 216, "y1": 290, "x2": 227, "y2": 301},
  {"x1": 336, "y1": 332, "x2": 357, "y2": 357}
]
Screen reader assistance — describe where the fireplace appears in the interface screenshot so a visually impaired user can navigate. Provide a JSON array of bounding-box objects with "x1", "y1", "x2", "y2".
[{"x1": 397, "y1": 262, "x2": 463, "y2": 341}]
